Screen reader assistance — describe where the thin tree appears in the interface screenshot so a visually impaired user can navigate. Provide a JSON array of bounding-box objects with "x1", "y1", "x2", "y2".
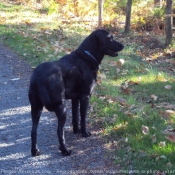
[
  {"x1": 165, "y1": 0, "x2": 172, "y2": 47},
  {"x1": 165, "y1": 0, "x2": 173, "y2": 47},
  {"x1": 98, "y1": 0, "x2": 103, "y2": 27},
  {"x1": 125, "y1": 0, "x2": 132, "y2": 33}
]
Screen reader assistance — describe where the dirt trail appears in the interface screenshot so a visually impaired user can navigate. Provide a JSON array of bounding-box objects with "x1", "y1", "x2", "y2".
[{"x1": 0, "y1": 44, "x2": 120, "y2": 175}]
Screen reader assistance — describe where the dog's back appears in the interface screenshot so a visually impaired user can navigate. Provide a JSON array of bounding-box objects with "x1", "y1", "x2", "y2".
[{"x1": 29, "y1": 61, "x2": 65, "y2": 111}]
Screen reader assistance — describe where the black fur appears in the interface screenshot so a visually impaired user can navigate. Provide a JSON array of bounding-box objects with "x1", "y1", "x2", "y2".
[{"x1": 28, "y1": 29, "x2": 124, "y2": 156}]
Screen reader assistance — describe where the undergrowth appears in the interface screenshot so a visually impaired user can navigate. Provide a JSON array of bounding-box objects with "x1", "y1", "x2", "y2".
[{"x1": 1, "y1": 1, "x2": 175, "y2": 173}]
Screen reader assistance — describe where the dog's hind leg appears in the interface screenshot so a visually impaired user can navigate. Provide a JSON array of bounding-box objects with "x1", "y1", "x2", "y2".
[
  {"x1": 80, "y1": 96, "x2": 91, "y2": 137},
  {"x1": 55, "y1": 102, "x2": 71, "y2": 156},
  {"x1": 72, "y1": 99, "x2": 80, "y2": 134},
  {"x1": 31, "y1": 105, "x2": 43, "y2": 156}
]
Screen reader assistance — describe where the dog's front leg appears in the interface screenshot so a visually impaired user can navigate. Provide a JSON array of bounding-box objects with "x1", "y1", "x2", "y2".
[
  {"x1": 80, "y1": 96, "x2": 91, "y2": 137},
  {"x1": 72, "y1": 99, "x2": 80, "y2": 134}
]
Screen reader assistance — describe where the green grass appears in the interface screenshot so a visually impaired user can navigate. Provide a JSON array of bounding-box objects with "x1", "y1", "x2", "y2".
[
  {"x1": 1, "y1": 1, "x2": 175, "y2": 172},
  {"x1": 90, "y1": 46, "x2": 175, "y2": 171},
  {"x1": 0, "y1": 1, "x2": 90, "y2": 66}
]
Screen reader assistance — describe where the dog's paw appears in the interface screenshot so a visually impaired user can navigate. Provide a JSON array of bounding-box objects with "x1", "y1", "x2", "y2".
[
  {"x1": 59, "y1": 147, "x2": 72, "y2": 156},
  {"x1": 73, "y1": 127, "x2": 81, "y2": 134},
  {"x1": 31, "y1": 149, "x2": 40, "y2": 156},
  {"x1": 62, "y1": 150, "x2": 72, "y2": 156},
  {"x1": 82, "y1": 131, "x2": 91, "y2": 137}
]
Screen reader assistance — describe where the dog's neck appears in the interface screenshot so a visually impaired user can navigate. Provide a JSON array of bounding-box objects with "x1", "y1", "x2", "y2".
[{"x1": 84, "y1": 51, "x2": 98, "y2": 65}]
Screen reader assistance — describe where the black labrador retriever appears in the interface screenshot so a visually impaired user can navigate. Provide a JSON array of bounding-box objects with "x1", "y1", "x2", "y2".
[{"x1": 28, "y1": 29, "x2": 124, "y2": 156}]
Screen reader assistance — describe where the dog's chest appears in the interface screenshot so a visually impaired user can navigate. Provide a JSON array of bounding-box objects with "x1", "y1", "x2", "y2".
[{"x1": 63, "y1": 69, "x2": 97, "y2": 99}]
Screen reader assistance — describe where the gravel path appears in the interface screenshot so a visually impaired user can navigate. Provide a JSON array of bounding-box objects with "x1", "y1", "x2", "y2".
[{"x1": 0, "y1": 44, "x2": 120, "y2": 175}]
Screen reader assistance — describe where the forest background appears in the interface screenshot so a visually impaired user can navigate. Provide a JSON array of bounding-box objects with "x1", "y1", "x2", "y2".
[{"x1": 1, "y1": 0, "x2": 175, "y2": 173}]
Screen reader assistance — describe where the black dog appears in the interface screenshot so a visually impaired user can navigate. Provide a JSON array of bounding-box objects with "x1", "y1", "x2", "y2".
[{"x1": 28, "y1": 29, "x2": 124, "y2": 156}]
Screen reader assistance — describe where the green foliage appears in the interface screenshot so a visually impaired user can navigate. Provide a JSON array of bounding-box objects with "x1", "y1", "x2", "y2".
[
  {"x1": 48, "y1": 0, "x2": 59, "y2": 15},
  {"x1": 1, "y1": 0, "x2": 175, "y2": 171},
  {"x1": 91, "y1": 47, "x2": 175, "y2": 170},
  {"x1": 153, "y1": 6, "x2": 165, "y2": 18}
]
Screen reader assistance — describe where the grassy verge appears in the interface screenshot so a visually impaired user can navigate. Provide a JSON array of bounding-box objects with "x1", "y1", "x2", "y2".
[
  {"x1": 1, "y1": 1, "x2": 175, "y2": 172},
  {"x1": 0, "y1": 1, "x2": 90, "y2": 66},
  {"x1": 91, "y1": 46, "x2": 175, "y2": 171}
]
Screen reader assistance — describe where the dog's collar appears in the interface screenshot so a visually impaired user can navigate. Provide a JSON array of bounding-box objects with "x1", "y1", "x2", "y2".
[{"x1": 84, "y1": 51, "x2": 98, "y2": 65}]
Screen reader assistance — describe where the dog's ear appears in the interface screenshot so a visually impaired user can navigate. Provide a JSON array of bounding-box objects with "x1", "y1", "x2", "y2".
[
  {"x1": 96, "y1": 31, "x2": 106, "y2": 45},
  {"x1": 96, "y1": 30, "x2": 110, "y2": 45}
]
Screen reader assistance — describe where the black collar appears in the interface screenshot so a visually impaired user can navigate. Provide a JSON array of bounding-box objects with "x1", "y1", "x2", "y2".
[{"x1": 84, "y1": 51, "x2": 98, "y2": 65}]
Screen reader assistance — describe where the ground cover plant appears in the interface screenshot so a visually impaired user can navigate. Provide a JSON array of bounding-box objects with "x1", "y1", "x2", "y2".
[{"x1": 1, "y1": 1, "x2": 175, "y2": 173}]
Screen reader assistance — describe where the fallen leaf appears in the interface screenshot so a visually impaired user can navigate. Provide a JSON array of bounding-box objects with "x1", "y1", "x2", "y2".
[
  {"x1": 128, "y1": 80, "x2": 139, "y2": 85},
  {"x1": 161, "y1": 110, "x2": 175, "y2": 119},
  {"x1": 109, "y1": 61, "x2": 117, "y2": 66},
  {"x1": 107, "y1": 98, "x2": 114, "y2": 104},
  {"x1": 165, "y1": 110, "x2": 175, "y2": 116},
  {"x1": 166, "y1": 162, "x2": 172, "y2": 168},
  {"x1": 166, "y1": 104, "x2": 175, "y2": 109},
  {"x1": 159, "y1": 141, "x2": 166, "y2": 147},
  {"x1": 121, "y1": 84, "x2": 128, "y2": 90},
  {"x1": 116, "y1": 96, "x2": 127, "y2": 106},
  {"x1": 116, "y1": 68, "x2": 121, "y2": 73},
  {"x1": 124, "y1": 110, "x2": 133, "y2": 116},
  {"x1": 98, "y1": 96, "x2": 106, "y2": 101},
  {"x1": 102, "y1": 129, "x2": 107, "y2": 135},
  {"x1": 98, "y1": 74, "x2": 106, "y2": 79},
  {"x1": 160, "y1": 110, "x2": 175, "y2": 119},
  {"x1": 159, "y1": 103, "x2": 175, "y2": 110},
  {"x1": 113, "y1": 123, "x2": 127, "y2": 131},
  {"x1": 163, "y1": 128, "x2": 175, "y2": 135},
  {"x1": 24, "y1": 19, "x2": 32, "y2": 26},
  {"x1": 166, "y1": 135, "x2": 175, "y2": 142},
  {"x1": 116, "y1": 59, "x2": 125, "y2": 68},
  {"x1": 142, "y1": 125, "x2": 149, "y2": 135},
  {"x1": 90, "y1": 102, "x2": 97, "y2": 112},
  {"x1": 152, "y1": 134, "x2": 157, "y2": 143},
  {"x1": 151, "y1": 94, "x2": 158, "y2": 101},
  {"x1": 164, "y1": 85, "x2": 172, "y2": 90},
  {"x1": 120, "y1": 81, "x2": 134, "y2": 95},
  {"x1": 121, "y1": 87, "x2": 133, "y2": 95},
  {"x1": 159, "y1": 155, "x2": 166, "y2": 159},
  {"x1": 118, "y1": 58, "x2": 125, "y2": 64},
  {"x1": 162, "y1": 128, "x2": 175, "y2": 143}
]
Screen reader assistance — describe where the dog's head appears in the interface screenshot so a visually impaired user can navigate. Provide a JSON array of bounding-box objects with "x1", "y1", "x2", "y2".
[{"x1": 95, "y1": 29, "x2": 124, "y2": 57}]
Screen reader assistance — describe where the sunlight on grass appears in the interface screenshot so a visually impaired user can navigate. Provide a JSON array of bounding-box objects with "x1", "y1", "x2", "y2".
[
  {"x1": 1, "y1": 1, "x2": 175, "y2": 171},
  {"x1": 93, "y1": 48, "x2": 175, "y2": 170}
]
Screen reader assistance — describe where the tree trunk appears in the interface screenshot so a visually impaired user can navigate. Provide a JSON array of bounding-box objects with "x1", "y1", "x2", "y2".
[
  {"x1": 124, "y1": 0, "x2": 132, "y2": 33},
  {"x1": 165, "y1": 0, "x2": 172, "y2": 47},
  {"x1": 98, "y1": 0, "x2": 103, "y2": 27}
]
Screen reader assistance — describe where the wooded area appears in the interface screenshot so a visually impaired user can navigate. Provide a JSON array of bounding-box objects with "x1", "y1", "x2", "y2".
[
  {"x1": 1, "y1": 0, "x2": 175, "y2": 172},
  {"x1": 16, "y1": 0, "x2": 173, "y2": 47}
]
